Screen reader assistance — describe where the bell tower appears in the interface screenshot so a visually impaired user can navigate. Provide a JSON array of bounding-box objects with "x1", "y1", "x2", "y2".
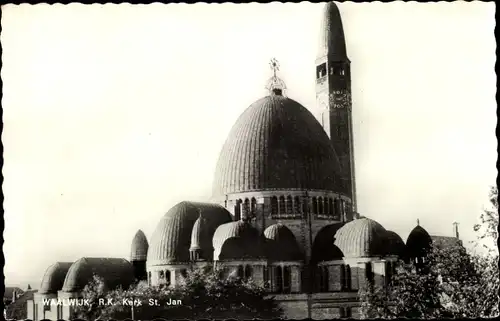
[{"x1": 316, "y1": 2, "x2": 356, "y2": 211}]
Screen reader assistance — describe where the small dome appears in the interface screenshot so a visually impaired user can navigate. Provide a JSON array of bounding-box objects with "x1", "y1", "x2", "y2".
[
  {"x1": 311, "y1": 223, "x2": 345, "y2": 263},
  {"x1": 264, "y1": 223, "x2": 303, "y2": 261},
  {"x1": 190, "y1": 218, "x2": 205, "y2": 251},
  {"x1": 62, "y1": 258, "x2": 134, "y2": 293},
  {"x1": 212, "y1": 95, "x2": 343, "y2": 197},
  {"x1": 334, "y1": 218, "x2": 388, "y2": 258},
  {"x1": 148, "y1": 201, "x2": 230, "y2": 265},
  {"x1": 190, "y1": 207, "x2": 233, "y2": 260},
  {"x1": 213, "y1": 221, "x2": 266, "y2": 261},
  {"x1": 406, "y1": 225, "x2": 432, "y2": 258},
  {"x1": 385, "y1": 230, "x2": 406, "y2": 257},
  {"x1": 130, "y1": 230, "x2": 149, "y2": 261},
  {"x1": 39, "y1": 262, "x2": 73, "y2": 294}
]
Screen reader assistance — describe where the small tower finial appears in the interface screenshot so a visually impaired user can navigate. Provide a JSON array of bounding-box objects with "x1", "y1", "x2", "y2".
[
  {"x1": 453, "y1": 221, "x2": 460, "y2": 239},
  {"x1": 265, "y1": 58, "x2": 287, "y2": 96},
  {"x1": 417, "y1": 218, "x2": 420, "y2": 226}
]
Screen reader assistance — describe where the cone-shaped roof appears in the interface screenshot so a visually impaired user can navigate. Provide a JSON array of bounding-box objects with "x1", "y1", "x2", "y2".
[
  {"x1": 317, "y1": 2, "x2": 349, "y2": 62},
  {"x1": 130, "y1": 229, "x2": 149, "y2": 261}
]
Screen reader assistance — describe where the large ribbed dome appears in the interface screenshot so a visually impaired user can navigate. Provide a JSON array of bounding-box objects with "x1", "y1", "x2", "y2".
[
  {"x1": 62, "y1": 258, "x2": 134, "y2": 293},
  {"x1": 264, "y1": 223, "x2": 303, "y2": 261},
  {"x1": 130, "y1": 230, "x2": 149, "y2": 261},
  {"x1": 39, "y1": 262, "x2": 73, "y2": 294},
  {"x1": 148, "y1": 201, "x2": 231, "y2": 265},
  {"x1": 213, "y1": 221, "x2": 266, "y2": 261},
  {"x1": 213, "y1": 95, "x2": 342, "y2": 197},
  {"x1": 334, "y1": 218, "x2": 388, "y2": 258}
]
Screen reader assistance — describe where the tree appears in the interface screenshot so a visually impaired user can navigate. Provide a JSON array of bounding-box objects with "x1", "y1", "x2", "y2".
[
  {"x1": 462, "y1": 185, "x2": 499, "y2": 317},
  {"x1": 97, "y1": 280, "x2": 177, "y2": 320},
  {"x1": 360, "y1": 186, "x2": 499, "y2": 318},
  {"x1": 76, "y1": 266, "x2": 282, "y2": 320},
  {"x1": 173, "y1": 266, "x2": 281, "y2": 319},
  {"x1": 359, "y1": 258, "x2": 446, "y2": 319},
  {"x1": 474, "y1": 186, "x2": 498, "y2": 248},
  {"x1": 72, "y1": 275, "x2": 113, "y2": 320}
]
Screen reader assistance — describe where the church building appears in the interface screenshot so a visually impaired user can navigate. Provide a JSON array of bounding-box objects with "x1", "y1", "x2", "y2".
[{"x1": 26, "y1": 3, "x2": 459, "y2": 320}]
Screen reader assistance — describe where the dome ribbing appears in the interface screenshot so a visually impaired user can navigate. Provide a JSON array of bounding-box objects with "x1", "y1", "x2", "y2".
[
  {"x1": 213, "y1": 95, "x2": 342, "y2": 197},
  {"x1": 334, "y1": 218, "x2": 388, "y2": 258}
]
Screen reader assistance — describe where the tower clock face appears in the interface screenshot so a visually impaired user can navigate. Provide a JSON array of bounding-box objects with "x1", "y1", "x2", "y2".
[{"x1": 330, "y1": 90, "x2": 352, "y2": 111}]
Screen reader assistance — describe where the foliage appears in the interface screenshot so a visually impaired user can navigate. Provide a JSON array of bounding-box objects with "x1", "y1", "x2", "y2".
[
  {"x1": 75, "y1": 266, "x2": 282, "y2": 320},
  {"x1": 360, "y1": 186, "x2": 499, "y2": 319},
  {"x1": 359, "y1": 259, "x2": 446, "y2": 319},
  {"x1": 474, "y1": 186, "x2": 498, "y2": 249},
  {"x1": 72, "y1": 275, "x2": 113, "y2": 320},
  {"x1": 97, "y1": 280, "x2": 175, "y2": 320}
]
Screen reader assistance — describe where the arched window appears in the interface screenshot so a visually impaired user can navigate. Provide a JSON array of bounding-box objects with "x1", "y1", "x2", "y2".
[
  {"x1": 334, "y1": 199, "x2": 341, "y2": 220},
  {"x1": 237, "y1": 265, "x2": 245, "y2": 279},
  {"x1": 159, "y1": 270, "x2": 165, "y2": 279},
  {"x1": 312, "y1": 197, "x2": 318, "y2": 214},
  {"x1": 148, "y1": 272, "x2": 152, "y2": 285},
  {"x1": 165, "y1": 270, "x2": 171, "y2": 285},
  {"x1": 263, "y1": 266, "x2": 270, "y2": 289},
  {"x1": 235, "y1": 199, "x2": 242, "y2": 221},
  {"x1": 345, "y1": 202, "x2": 352, "y2": 220},
  {"x1": 332, "y1": 65, "x2": 343, "y2": 76},
  {"x1": 324, "y1": 198, "x2": 329, "y2": 215},
  {"x1": 318, "y1": 197, "x2": 324, "y2": 214},
  {"x1": 302, "y1": 199, "x2": 307, "y2": 215},
  {"x1": 279, "y1": 196, "x2": 285, "y2": 214},
  {"x1": 318, "y1": 266, "x2": 329, "y2": 292},
  {"x1": 180, "y1": 269, "x2": 187, "y2": 278},
  {"x1": 345, "y1": 265, "x2": 352, "y2": 290},
  {"x1": 294, "y1": 196, "x2": 301, "y2": 214},
  {"x1": 242, "y1": 198, "x2": 250, "y2": 219},
  {"x1": 286, "y1": 195, "x2": 293, "y2": 214},
  {"x1": 339, "y1": 265, "x2": 345, "y2": 291},
  {"x1": 317, "y1": 63, "x2": 327, "y2": 79},
  {"x1": 342, "y1": 265, "x2": 351, "y2": 290},
  {"x1": 271, "y1": 196, "x2": 278, "y2": 215},
  {"x1": 283, "y1": 266, "x2": 291, "y2": 293},
  {"x1": 275, "y1": 266, "x2": 283, "y2": 293},
  {"x1": 244, "y1": 265, "x2": 253, "y2": 280},
  {"x1": 251, "y1": 198, "x2": 257, "y2": 217},
  {"x1": 329, "y1": 198, "x2": 334, "y2": 215}
]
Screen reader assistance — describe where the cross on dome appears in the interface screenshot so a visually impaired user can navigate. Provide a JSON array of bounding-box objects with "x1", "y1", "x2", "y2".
[{"x1": 265, "y1": 58, "x2": 287, "y2": 96}]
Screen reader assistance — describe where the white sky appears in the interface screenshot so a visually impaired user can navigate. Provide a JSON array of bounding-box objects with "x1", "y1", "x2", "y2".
[{"x1": 2, "y1": 2, "x2": 496, "y2": 287}]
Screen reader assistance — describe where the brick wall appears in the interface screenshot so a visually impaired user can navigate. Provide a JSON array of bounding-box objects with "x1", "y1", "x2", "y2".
[
  {"x1": 311, "y1": 307, "x2": 342, "y2": 319},
  {"x1": 328, "y1": 264, "x2": 342, "y2": 291},
  {"x1": 350, "y1": 265, "x2": 359, "y2": 290}
]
